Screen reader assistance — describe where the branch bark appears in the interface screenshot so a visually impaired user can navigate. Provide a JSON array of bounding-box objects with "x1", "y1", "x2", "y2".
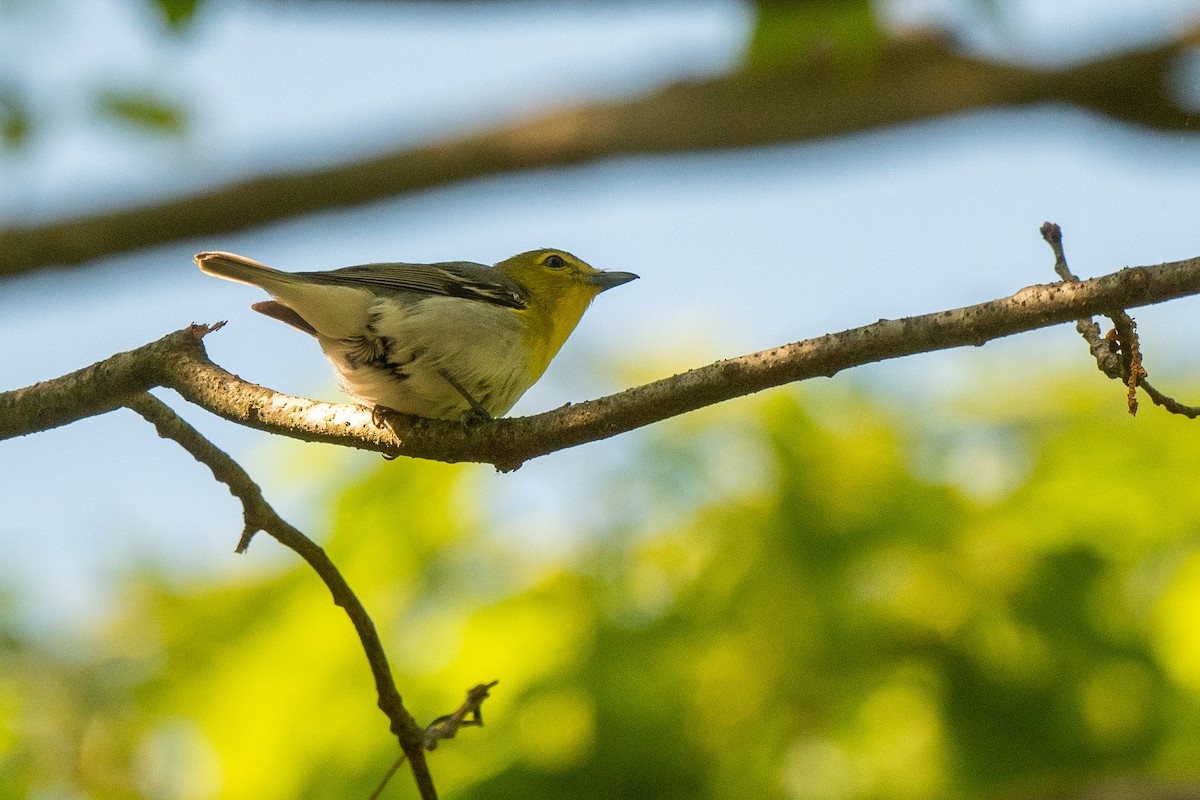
[
  {"x1": 4, "y1": 252, "x2": 1200, "y2": 470},
  {"x1": 1042, "y1": 222, "x2": 1200, "y2": 418},
  {"x1": 124, "y1": 392, "x2": 439, "y2": 799},
  {"x1": 3, "y1": 29, "x2": 1197, "y2": 276}
]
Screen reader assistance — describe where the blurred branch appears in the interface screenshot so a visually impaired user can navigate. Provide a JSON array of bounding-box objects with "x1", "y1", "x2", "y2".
[
  {"x1": 1016, "y1": 777, "x2": 1200, "y2": 800},
  {"x1": 124, "y1": 391, "x2": 440, "y2": 800},
  {"x1": 1042, "y1": 222, "x2": 1200, "y2": 418},
  {"x1": 3, "y1": 29, "x2": 1198, "y2": 276},
  {"x1": 5, "y1": 246, "x2": 1200, "y2": 469}
]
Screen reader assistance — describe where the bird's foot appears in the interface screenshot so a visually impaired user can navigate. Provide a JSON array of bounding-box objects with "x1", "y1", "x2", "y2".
[
  {"x1": 459, "y1": 406, "x2": 493, "y2": 427},
  {"x1": 370, "y1": 405, "x2": 398, "y2": 428},
  {"x1": 438, "y1": 369, "x2": 493, "y2": 425},
  {"x1": 370, "y1": 405, "x2": 404, "y2": 460}
]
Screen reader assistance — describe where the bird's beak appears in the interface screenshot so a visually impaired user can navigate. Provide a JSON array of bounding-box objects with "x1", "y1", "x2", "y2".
[{"x1": 587, "y1": 270, "x2": 639, "y2": 292}]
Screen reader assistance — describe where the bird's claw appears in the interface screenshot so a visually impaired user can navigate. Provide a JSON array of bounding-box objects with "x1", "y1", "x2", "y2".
[
  {"x1": 370, "y1": 405, "x2": 395, "y2": 428},
  {"x1": 370, "y1": 405, "x2": 404, "y2": 460},
  {"x1": 460, "y1": 407, "x2": 492, "y2": 427}
]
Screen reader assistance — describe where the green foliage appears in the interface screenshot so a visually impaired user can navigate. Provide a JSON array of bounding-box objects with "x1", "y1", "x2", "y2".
[
  {"x1": 95, "y1": 90, "x2": 187, "y2": 137},
  {"x1": 148, "y1": 0, "x2": 203, "y2": 32},
  {"x1": 0, "y1": 87, "x2": 31, "y2": 150},
  {"x1": 747, "y1": 0, "x2": 882, "y2": 72},
  {"x1": 5, "y1": 381, "x2": 1200, "y2": 797}
]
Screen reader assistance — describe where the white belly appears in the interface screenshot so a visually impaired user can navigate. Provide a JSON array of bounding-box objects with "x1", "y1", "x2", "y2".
[{"x1": 316, "y1": 294, "x2": 534, "y2": 419}]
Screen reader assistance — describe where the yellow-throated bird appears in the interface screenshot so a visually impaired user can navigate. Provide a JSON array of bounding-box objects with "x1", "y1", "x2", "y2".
[{"x1": 196, "y1": 249, "x2": 637, "y2": 421}]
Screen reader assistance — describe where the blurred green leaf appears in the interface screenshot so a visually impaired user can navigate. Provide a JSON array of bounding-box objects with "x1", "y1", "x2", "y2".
[
  {"x1": 95, "y1": 89, "x2": 187, "y2": 136},
  {"x1": 148, "y1": 0, "x2": 202, "y2": 31},
  {"x1": 7, "y1": 380, "x2": 1200, "y2": 798},
  {"x1": 0, "y1": 87, "x2": 31, "y2": 150},
  {"x1": 748, "y1": 0, "x2": 882, "y2": 71}
]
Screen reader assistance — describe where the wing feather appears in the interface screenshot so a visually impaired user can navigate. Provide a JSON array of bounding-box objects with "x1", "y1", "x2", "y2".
[{"x1": 292, "y1": 261, "x2": 527, "y2": 309}]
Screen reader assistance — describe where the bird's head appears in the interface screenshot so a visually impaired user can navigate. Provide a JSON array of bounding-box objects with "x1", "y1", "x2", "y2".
[
  {"x1": 494, "y1": 248, "x2": 638, "y2": 368},
  {"x1": 495, "y1": 249, "x2": 638, "y2": 308}
]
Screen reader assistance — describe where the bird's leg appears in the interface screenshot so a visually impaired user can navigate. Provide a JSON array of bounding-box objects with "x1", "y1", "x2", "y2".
[
  {"x1": 370, "y1": 405, "x2": 390, "y2": 428},
  {"x1": 460, "y1": 407, "x2": 492, "y2": 426},
  {"x1": 369, "y1": 405, "x2": 404, "y2": 460},
  {"x1": 437, "y1": 369, "x2": 492, "y2": 426}
]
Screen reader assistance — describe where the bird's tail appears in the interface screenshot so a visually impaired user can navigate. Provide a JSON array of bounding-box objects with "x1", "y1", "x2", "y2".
[
  {"x1": 195, "y1": 251, "x2": 292, "y2": 289},
  {"x1": 197, "y1": 250, "x2": 368, "y2": 340}
]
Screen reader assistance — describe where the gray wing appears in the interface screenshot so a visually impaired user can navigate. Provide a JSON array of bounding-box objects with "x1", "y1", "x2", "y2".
[{"x1": 292, "y1": 260, "x2": 527, "y2": 309}]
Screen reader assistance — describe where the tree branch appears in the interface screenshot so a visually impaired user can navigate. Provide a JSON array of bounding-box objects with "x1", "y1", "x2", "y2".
[
  {"x1": 5, "y1": 250, "x2": 1200, "y2": 469},
  {"x1": 3, "y1": 29, "x2": 1197, "y2": 276},
  {"x1": 1041, "y1": 222, "x2": 1200, "y2": 418},
  {"x1": 124, "y1": 392, "x2": 439, "y2": 800}
]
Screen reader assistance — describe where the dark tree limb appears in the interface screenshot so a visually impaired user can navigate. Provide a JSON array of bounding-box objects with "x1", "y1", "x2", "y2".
[
  {"x1": 2, "y1": 29, "x2": 1198, "y2": 276},
  {"x1": 124, "y1": 391, "x2": 440, "y2": 800},
  {"x1": 5, "y1": 249, "x2": 1200, "y2": 470}
]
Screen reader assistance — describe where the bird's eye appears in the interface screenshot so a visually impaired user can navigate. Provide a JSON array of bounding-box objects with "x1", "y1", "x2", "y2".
[{"x1": 543, "y1": 254, "x2": 567, "y2": 269}]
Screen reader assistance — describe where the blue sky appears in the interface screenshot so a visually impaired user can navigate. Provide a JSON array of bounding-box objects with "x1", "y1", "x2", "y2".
[{"x1": 2, "y1": 0, "x2": 1200, "y2": 629}]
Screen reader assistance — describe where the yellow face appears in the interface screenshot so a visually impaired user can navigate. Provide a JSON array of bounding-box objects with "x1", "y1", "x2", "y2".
[
  {"x1": 493, "y1": 248, "x2": 638, "y2": 380},
  {"x1": 495, "y1": 249, "x2": 606, "y2": 298},
  {"x1": 496, "y1": 248, "x2": 638, "y2": 315}
]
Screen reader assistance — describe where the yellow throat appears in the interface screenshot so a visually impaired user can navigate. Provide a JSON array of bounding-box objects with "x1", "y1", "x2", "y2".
[{"x1": 493, "y1": 249, "x2": 638, "y2": 382}]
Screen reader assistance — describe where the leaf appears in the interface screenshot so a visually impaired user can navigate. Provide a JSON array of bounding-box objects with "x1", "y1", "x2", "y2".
[
  {"x1": 95, "y1": 90, "x2": 187, "y2": 137},
  {"x1": 748, "y1": 0, "x2": 882, "y2": 71},
  {"x1": 147, "y1": 0, "x2": 202, "y2": 31},
  {"x1": 0, "y1": 87, "x2": 32, "y2": 150}
]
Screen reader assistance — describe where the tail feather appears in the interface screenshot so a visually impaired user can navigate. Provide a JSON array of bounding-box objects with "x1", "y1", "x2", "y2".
[
  {"x1": 197, "y1": 250, "x2": 373, "y2": 340},
  {"x1": 251, "y1": 300, "x2": 317, "y2": 336},
  {"x1": 195, "y1": 251, "x2": 288, "y2": 288}
]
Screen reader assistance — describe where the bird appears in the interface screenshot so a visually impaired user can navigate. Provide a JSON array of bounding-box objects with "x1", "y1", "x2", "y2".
[{"x1": 196, "y1": 248, "x2": 638, "y2": 422}]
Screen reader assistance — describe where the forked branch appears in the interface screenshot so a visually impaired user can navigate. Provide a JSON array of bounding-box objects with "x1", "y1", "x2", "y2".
[
  {"x1": 5, "y1": 225, "x2": 1200, "y2": 799},
  {"x1": 1040, "y1": 222, "x2": 1200, "y2": 417},
  {"x1": 124, "y1": 392, "x2": 440, "y2": 800}
]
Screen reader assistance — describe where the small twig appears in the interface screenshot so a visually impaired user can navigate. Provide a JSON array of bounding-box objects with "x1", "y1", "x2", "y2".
[
  {"x1": 1040, "y1": 222, "x2": 1124, "y2": 379},
  {"x1": 424, "y1": 681, "x2": 500, "y2": 750},
  {"x1": 124, "y1": 392, "x2": 438, "y2": 800},
  {"x1": 1140, "y1": 382, "x2": 1200, "y2": 418},
  {"x1": 371, "y1": 682, "x2": 498, "y2": 800},
  {"x1": 125, "y1": 391, "x2": 271, "y2": 552},
  {"x1": 1110, "y1": 314, "x2": 1145, "y2": 415},
  {"x1": 1040, "y1": 222, "x2": 1196, "y2": 417},
  {"x1": 368, "y1": 753, "x2": 409, "y2": 800}
]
